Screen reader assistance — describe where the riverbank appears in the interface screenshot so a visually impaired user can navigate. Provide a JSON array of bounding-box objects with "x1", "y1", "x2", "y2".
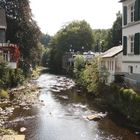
[
  {"x1": 0, "y1": 67, "x2": 42, "y2": 135},
  {"x1": 102, "y1": 84, "x2": 140, "y2": 130},
  {"x1": 4, "y1": 73, "x2": 140, "y2": 140}
]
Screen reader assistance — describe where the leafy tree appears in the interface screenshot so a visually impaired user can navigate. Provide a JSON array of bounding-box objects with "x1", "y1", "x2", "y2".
[
  {"x1": 92, "y1": 29, "x2": 110, "y2": 52},
  {"x1": 48, "y1": 20, "x2": 94, "y2": 73},
  {"x1": 106, "y1": 11, "x2": 122, "y2": 49},
  {"x1": 0, "y1": 0, "x2": 42, "y2": 66},
  {"x1": 92, "y1": 11, "x2": 122, "y2": 52},
  {"x1": 74, "y1": 57, "x2": 109, "y2": 95},
  {"x1": 42, "y1": 48, "x2": 51, "y2": 67},
  {"x1": 111, "y1": 11, "x2": 122, "y2": 46},
  {"x1": 73, "y1": 55, "x2": 85, "y2": 80},
  {"x1": 40, "y1": 33, "x2": 51, "y2": 47}
]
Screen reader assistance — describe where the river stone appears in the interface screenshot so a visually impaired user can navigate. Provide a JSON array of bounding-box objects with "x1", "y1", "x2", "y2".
[{"x1": 20, "y1": 127, "x2": 26, "y2": 132}]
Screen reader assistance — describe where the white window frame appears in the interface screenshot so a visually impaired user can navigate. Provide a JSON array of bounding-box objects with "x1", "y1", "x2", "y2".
[
  {"x1": 128, "y1": 35, "x2": 134, "y2": 54},
  {"x1": 128, "y1": 3, "x2": 135, "y2": 23}
]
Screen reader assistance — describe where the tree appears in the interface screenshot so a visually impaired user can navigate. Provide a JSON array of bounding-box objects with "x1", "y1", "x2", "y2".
[
  {"x1": 40, "y1": 33, "x2": 51, "y2": 47},
  {"x1": 111, "y1": 11, "x2": 122, "y2": 46},
  {"x1": 73, "y1": 55, "x2": 85, "y2": 81},
  {"x1": 92, "y1": 29, "x2": 110, "y2": 52},
  {"x1": 0, "y1": 0, "x2": 42, "y2": 66},
  {"x1": 106, "y1": 11, "x2": 122, "y2": 49},
  {"x1": 76, "y1": 57, "x2": 108, "y2": 95},
  {"x1": 48, "y1": 20, "x2": 94, "y2": 73},
  {"x1": 92, "y1": 11, "x2": 122, "y2": 52}
]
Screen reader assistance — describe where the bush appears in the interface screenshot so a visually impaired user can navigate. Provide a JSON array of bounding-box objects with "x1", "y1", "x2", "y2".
[
  {"x1": 0, "y1": 62, "x2": 25, "y2": 88},
  {"x1": 0, "y1": 89, "x2": 9, "y2": 99}
]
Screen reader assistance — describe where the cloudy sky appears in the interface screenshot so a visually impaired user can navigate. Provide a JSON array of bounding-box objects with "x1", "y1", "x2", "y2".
[{"x1": 30, "y1": 0, "x2": 122, "y2": 35}]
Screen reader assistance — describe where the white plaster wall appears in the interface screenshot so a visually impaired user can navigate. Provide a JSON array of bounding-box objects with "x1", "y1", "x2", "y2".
[
  {"x1": 7, "y1": 62, "x2": 17, "y2": 69},
  {"x1": 115, "y1": 52, "x2": 123, "y2": 73},
  {"x1": 122, "y1": 62, "x2": 140, "y2": 73},
  {"x1": 122, "y1": 0, "x2": 140, "y2": 74},
  {"x1": 123, "y1": 0, "x2": 136, "y2": 26}
]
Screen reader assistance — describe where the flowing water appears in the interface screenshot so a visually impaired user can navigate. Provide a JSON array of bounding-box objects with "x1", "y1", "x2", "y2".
[{"x1": 6, "y1": 74, "x2": 140, "y2": 140}]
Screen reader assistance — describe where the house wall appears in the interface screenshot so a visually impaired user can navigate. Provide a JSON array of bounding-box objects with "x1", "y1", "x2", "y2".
[
  {"x1": 122, "y1": 0, "x2": 140, "y2": 75},
  {"x1": 101, "y1": 52, "x2": 123, "y2": 84},
  {"x1": 7, "y1": 62, "x2": 17, "y2": 69}
]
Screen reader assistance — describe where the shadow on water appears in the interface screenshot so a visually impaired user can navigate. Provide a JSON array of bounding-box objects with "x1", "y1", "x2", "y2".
[{"x1": 4, "y1": 73, "x2": 140, "y2": 140}]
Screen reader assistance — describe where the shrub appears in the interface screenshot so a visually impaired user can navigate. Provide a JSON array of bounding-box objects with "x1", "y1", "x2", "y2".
[{"x1": 0, "y1": 89, "x2": 9, "y2": 99}]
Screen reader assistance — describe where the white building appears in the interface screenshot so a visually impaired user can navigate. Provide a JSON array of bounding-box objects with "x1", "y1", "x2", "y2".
[
  {"x1": 101, "y1": 45, "x2": 123, "y2": 84},
  {"x1": 120, "y1": 0, "x2": 140, "y2": 85}
]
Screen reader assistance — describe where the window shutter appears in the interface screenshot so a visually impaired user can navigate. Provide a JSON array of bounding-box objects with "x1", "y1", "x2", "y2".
[
  {"x1": 134, "y1": 33, "x2": 140, "y2": 55},
  {"x1": 123, "y1": 36, "x2": 127, "y2": 55},
  {"x1": 123, "y1": 6, "x2": 127, "y2": 25},
  {"x1": 134, "y1": 0, "x2": 139, "y2": 21}
]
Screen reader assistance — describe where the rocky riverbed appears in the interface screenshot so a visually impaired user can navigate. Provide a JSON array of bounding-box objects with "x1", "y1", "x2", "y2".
[
  {"x1": 0, "y1": 80, "x2": 42, "y2": 135},
  {"x1": 0, "y1": 75, "x2": 75, "y2": 135}
]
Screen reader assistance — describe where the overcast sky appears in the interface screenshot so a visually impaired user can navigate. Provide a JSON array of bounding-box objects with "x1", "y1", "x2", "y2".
[{"x1": 30, "y1": 0, "x2": 122, "y2": 35}]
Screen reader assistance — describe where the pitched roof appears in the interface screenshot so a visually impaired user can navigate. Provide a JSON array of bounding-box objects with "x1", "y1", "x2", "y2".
[
  {"x1": 102, "y1": 45, "x2": 123, "y2": 58},
  {"x1": 119, "y1": 0, "x2": 127, "y2": 2},
  {"x1": 0, "y1": 8, "x2": 7, "y2": 29}
]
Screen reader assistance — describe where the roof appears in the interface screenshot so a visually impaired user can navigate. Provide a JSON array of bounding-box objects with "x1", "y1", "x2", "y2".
[
  {"x1": 119, "y1": 0, "x2": 127, "y2": 2},
  {"x1": 102, "y1": 45, "x2": 123, "y2": 58},
  {"x1": 0, "y1": 8, "x2": 7, "y2": 29}
]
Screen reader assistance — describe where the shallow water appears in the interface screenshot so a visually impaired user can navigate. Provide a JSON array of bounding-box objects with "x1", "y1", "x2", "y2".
[{"x1": 6, "y1": 74, "x2": 140, "y2": 140}]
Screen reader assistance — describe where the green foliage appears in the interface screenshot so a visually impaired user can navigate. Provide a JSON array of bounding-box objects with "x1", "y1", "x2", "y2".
[
  {"x1": 92, "y1": 11, "x2": 122, "y2": 52},
  {"x1": 74, "y1": 57, "x2": 108, "y2": 95},
  {"x1": 42, "y1": 48, "x2": 51, "y2": 67},
  {"x1": 105, "y1": 11, "x2": 122, "y2": 49},
  {"x1": 111, "y1": 11, "x2": 122, "y2": 46},
  {"x1": 40, "y1": 33, "x2": 51, "y2": 47},
  {"x1": 0, "y1": 128, "x2": 17, "y2": 135},
  {"x1": 9, "y1": 69, "x2": 25, "y2": 87},
  {"x1": 0, "y1": 0, "x2": 42, "y2": 67},
  {"x1": 0, "y1": 62, "x2": 10, "y2": 88},
  {"x1": 109, "y1": 86, "x2": 140, "y2": 123},
  {"x1": 0, "y1": 89, "x2": 9, "y2": 99},
  {"x1": 74, "y1": 55, "x2": 85, "y2": 74},
  {"x1": 0, "y1": 62, "x2": 25, "y2": 88},
  {"x1": 48, "y1": 20, "x2": 94, "y2": 73},
  {"x1": 92, "y1": 29, "x2": 110, "y2": 52}
]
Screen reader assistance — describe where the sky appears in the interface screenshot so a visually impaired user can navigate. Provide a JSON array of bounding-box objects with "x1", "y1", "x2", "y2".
[{"x1": 30, "y1": 0, "x2": 122, "y2": 35}]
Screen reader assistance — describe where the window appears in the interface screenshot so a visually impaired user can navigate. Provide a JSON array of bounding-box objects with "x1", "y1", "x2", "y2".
[
  {"x1": 130, "y1": 4, "x2": 134, "y2": 22},
  {"x1": 129, "y1": 35, "x2": 134, "y2": 54}
]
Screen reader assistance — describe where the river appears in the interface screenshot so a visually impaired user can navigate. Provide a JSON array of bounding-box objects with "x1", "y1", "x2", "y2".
[{"x1": 5, "y1": 73, "x2": 140, "y2": 140}]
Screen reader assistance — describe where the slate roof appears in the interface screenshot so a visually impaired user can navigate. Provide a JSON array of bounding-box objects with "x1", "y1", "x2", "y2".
[
  {"x1": 102, "y1": 45, "x2": 123, "y2": 58},
  {"x1": 0, "y1": 8, "x2": 7, "y2": 29}
]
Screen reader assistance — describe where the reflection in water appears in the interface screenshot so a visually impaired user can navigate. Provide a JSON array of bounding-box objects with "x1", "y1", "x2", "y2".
[{"x1": 6, "y1": 74, "x2": 140, "y2": 140}]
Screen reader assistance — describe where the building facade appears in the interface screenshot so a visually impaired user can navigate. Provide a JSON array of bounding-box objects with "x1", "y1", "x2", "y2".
[
  {"x1": 121, "y1": 0, "x2": 140, "y2": 74},
  {"x1": 101, "y1": 46, "x2": 123, "y2": 84}
]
